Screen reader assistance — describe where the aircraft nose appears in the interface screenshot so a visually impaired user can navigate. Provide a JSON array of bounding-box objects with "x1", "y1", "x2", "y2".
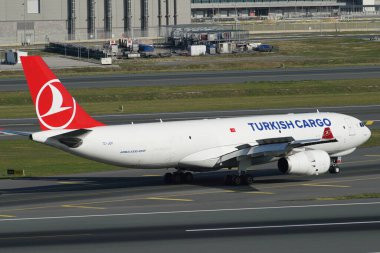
[{"x1": 364, "y1": 126, "x2": 371, "y2": 142}]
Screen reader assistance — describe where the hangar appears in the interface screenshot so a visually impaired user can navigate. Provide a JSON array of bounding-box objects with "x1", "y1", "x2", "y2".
[{"x1": 0, "y1": 0, "x2": 191, "y2": 44}]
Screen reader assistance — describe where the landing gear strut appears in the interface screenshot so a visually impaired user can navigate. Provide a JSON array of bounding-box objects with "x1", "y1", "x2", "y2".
[
  {"x1": 329, "y1": 156, "x2": 341, "y2": 174},
  {"x1": 164, "y1": 171, "x2": 193, "y2": 184}
]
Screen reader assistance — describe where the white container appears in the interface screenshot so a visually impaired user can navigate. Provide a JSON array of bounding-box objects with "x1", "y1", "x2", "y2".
[
  {"x1": 101, "y1": 57, "x2": 112, "y2": 65},
  {"x1": 217, "y1": 43, "x2": 232, "y2": 54},
  {"x1": 248, "y1": 42, "x2": 262, "y2": 50},
  {"x1": 127, "y1": 53, "x2": 140, "y2": 58},
  {"x1": 16, "y1": 51, "x2": 28, "y2": 64},
  {"x1": 188, "y1": 45, "x2": 206, "y2": 56}
]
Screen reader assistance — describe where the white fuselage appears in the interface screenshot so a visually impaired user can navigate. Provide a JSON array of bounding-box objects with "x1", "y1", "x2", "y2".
[{"x1": 31, "y1": 112, "x2": 371, "y2": 171}]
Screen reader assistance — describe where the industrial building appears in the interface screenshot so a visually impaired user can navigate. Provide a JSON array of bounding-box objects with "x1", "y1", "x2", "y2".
[
  {"x1": 0, "y1": 0, "x2": 191, "y2": 44},
  {"x1": 190, "y1": 0, "x2": 379, "y2": 21},
  {"x1": 0, "y1": 0, "x2": 379, "y2": 45}
]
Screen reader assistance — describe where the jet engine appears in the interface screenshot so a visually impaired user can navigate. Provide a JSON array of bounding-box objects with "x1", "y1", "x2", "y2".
[{"x1": 278, "y1": 150, "x2": 331, "y2": 175}]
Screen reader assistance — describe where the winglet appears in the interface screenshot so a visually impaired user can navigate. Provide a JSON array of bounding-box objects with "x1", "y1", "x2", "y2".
[{"x1": 322, "y1": 127, "x2": 334, "y2": 139}]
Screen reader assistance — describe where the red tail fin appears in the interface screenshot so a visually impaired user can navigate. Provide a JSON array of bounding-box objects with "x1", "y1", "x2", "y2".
[{"x1": 21, "y1": 56, "x2": 105, "y2": 130}]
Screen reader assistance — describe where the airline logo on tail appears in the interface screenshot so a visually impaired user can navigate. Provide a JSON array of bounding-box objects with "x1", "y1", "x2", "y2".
[
  {"x1": 36, "y1": 79, "x2": 77, "y2": 130},
  {"x1": 21, "y1": 56, "x2": 105, "y2": 130}
]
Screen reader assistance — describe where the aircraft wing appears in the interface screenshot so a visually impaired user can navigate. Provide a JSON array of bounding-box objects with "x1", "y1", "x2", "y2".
[{"x1": 218, "y1": 128, "x2": 337, "y2": 164}]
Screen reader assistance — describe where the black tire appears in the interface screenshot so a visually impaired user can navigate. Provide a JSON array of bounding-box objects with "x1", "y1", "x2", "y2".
[
  {"x1": 184, "y1": 172, "x2": 194, "y2": 183},
  {"x1": 233, "y1": 175, "x2": 242, "y2": 186},
  {"x1": 173, "y1": 173, "x2": 181, "y2": 184},
  {"x1": 224, "y1": 175, "x2": 233, "y2": 185},
  {"x1": 329, "y1": 166, "x2": 340, "y2": 174},
  {"x1": 164, "y1": 173, "x2": 172, "y2": 184},
  {"x1": 245, "y1": 175, "x2": 254, "y2": 184}
]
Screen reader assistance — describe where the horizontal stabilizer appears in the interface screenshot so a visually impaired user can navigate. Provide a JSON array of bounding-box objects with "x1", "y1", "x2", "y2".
[{"x1": 0, "y1": 129, "x2": 32, "y2": 137}]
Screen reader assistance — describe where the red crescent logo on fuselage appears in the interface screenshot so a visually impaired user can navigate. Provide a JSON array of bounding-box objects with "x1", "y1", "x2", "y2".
[{"x1": 36, "y1": 79, "x2": 76, "y2": 130}]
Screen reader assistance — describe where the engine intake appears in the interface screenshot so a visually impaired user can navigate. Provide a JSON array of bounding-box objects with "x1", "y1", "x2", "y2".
[{"x1": 278, "y1": 150, "x2": 331, "y2": 175}]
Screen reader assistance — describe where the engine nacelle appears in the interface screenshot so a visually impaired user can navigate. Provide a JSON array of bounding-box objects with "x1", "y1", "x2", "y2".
[{"x1": 278, "y1": 150, "x2": 331, "y2": 175}]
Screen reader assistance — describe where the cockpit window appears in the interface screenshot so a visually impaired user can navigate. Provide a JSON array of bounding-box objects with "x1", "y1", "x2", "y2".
[{"x1": 359, "y1": 122, "x2": 365, "y2": 127}]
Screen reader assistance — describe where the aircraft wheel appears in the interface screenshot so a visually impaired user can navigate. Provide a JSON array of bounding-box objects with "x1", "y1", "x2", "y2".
[
  {"x1": 164, "y1": 172, "x2": 173, "y2": 184},
  {"x1": 232, "y1": 175, "x2": 242, "y2": 186},
  {"x1": 184, "y1": 172, "x2": 194, "y2": 183},
  {"x1": 329, "y1": 166, "x2": 340, "y2": 174},
  {"x1": 224, "y1": 175, "x2": 233, "y2": 185},
  {"x1": 173, "y1": 173, "x2": 182, "y2": 184},
  {"x1": 244, "y1": 175, "x2": 254, "y2": 184}
]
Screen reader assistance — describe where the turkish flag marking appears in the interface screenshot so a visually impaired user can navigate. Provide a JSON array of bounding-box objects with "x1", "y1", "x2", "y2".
[
  {"x1": 322, "y1": 127, "x2": 334, "y2": 139},
  {"x1": 230, "y1": 128, "x2": 236, "y2": 133}
]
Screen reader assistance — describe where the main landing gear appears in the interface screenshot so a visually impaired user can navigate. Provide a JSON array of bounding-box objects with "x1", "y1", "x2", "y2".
[
  {"x1": 224, "y1": 172, "x2": 254, "y2": 186},
  {"x1": 164, "y1": 171, "x2": 194, "y2": 184},
  {"x1": 329, "y1": 156, "x2": 341, "y2": 174},
  {"x1": 224, "y1": 158, "x2": 254, "y2": 186}
]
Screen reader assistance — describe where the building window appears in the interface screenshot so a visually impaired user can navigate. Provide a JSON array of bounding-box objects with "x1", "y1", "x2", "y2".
[{"x1": 27, "y1": 0, "x2": 40, "y2": 14}]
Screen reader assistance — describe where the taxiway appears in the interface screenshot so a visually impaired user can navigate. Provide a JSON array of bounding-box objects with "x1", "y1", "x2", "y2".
[
  {"x1": 0, "y1": 146, "x2": 380, "y2": 252},
  {"x1": 1, "y1": 66, "x2": 380, "y2": 91}
]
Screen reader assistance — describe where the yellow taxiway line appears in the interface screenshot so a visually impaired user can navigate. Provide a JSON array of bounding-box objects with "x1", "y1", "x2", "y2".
[
  {"x1": 146, "y1": 197, "x2": 193, "y2": 202},
  {"x1": 245, "y1": 191, "x2": 275, "y2": 195},
  {"x1": 61, "y1": 204, "x2": 106, "y2": 210},
  {"x1": 57, "y1": 181, "x2": 83, "y2": 185},
  {"x1": 0, "y1": 234, "x2": 92, "y2": 240},
  {"x1": 0, "y1": 214, "x2": 16, "y2": 218},
  {"x1": 302, "y1": 183, "x2": 350, "y2": 188}
]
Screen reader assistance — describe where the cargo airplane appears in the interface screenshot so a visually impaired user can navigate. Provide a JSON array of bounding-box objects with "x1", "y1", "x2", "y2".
[{"x1": 0, "y1": 56, "x2": 371, "y2": 185}]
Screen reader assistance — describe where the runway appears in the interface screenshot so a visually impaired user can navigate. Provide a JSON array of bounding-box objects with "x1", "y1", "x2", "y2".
[
  {"x1": 1, "y1": 65, "x2": 380, "y2": 91},
  {"x1": 1, "y1": 146, "x2": 380, "y2": 252}
]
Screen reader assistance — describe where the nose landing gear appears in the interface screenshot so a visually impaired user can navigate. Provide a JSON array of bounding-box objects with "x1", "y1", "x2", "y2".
[{"x1": 329, "y1": 156, "x2": 341, "y2": 174}]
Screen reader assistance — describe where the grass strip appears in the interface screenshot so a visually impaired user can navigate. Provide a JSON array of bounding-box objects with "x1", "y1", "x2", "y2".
[
  {"x1": 1, "y1": 37, "x2": 380, "y2": 78},
  {"x1": 0, "y1": 78, "x2": 379, "y2": 118}
]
